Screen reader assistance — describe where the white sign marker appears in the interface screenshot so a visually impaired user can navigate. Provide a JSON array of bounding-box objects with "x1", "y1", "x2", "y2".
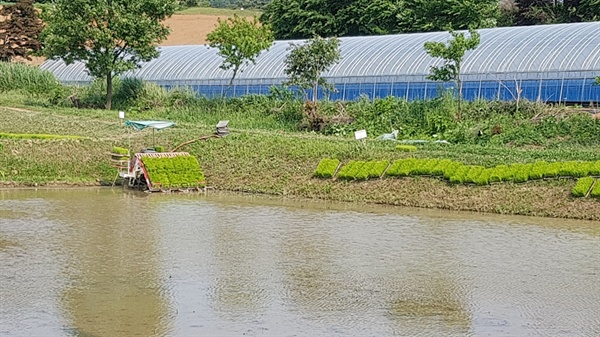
[
  {"x1": 118, "y1": 111, "x2": 125, "y2": 120},
  {"x1": 354, "y1": 129, "x2": 367, "y2": 140}
]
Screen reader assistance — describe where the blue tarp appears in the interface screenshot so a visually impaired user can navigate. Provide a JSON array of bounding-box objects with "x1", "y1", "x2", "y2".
[{"x1": 125, "y1": 120, "x2": 175, "y2": 130}]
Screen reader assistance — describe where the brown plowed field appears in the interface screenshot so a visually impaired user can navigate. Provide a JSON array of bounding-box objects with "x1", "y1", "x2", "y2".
[{"x1": 163, "y1": 14, "x2": 247, "y2": 45}]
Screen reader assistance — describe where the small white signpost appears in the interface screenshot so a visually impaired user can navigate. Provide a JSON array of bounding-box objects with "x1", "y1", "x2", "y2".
[
  {"x1": 354, "y1": 129, "x2": 367, "y2": 140},
  {"x1": 118, "y1": 111, "x2": 125, "y2": 120}
]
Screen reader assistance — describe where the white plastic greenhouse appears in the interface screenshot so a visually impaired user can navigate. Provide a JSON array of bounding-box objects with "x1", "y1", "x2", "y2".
[{"x1": 41, "y1": 22, "x2": 600, "y2": 103}]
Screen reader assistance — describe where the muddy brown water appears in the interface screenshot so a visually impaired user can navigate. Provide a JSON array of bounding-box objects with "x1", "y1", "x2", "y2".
[{"x1": 0, "y1": 188, "x2": 598, "y2": 337}]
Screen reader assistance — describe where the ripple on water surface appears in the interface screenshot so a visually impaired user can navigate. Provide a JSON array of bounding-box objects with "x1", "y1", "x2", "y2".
[{"x1": 0, "y1": 189, "x2": 598, "y2": 337}]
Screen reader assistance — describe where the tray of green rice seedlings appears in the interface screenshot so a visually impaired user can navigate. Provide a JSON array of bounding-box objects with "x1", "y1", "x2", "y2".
[{"x1": 572, "y1": 177, "x2": 594, "y2": 197}]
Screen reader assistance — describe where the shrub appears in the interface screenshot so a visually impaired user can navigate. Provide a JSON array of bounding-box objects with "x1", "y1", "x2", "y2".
[
  {"x1": 314, "y1": 158, "x2": 340, "y2": 178},
  {"x1": 0, "y1": 62, "x2": 63, "y2": 95},
  {"x1": 572, "y1": 177, "x2": 594, "y2": 197},
  {"x1": 396, "y1": 145, "x2": 417, "y2": 152}
]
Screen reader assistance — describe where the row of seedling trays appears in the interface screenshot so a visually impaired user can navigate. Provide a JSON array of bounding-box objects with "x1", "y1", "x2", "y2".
[
  {"x1": 141, "y1": 155, "x2": 206, "y2": 189},
  {"x1": 572, "y1": 177, "x2": 600, "y2": 198},
  {"x1": 315, "y1": 158, "x2": 600, "y2": 189}
]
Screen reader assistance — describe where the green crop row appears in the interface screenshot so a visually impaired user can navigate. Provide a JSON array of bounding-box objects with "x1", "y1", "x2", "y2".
[
  {"x1": 317, "y1": 157, "x2": 600, "y2": 187},
  {"x1": 0, "y1": 132, "x2": 88, "y2": 140},
  {"x1": 336, "y1": 160, "x2": 390, "y2": 180},
  {"x1": 141, "y1": 155, "x2": 206, "y2": 189},
  {"x1": 572, "y1": 177, "x2": 595, "y2": 197},
  {"x1": 314, "y1": 158, "x2": 340, "y2": 178}
]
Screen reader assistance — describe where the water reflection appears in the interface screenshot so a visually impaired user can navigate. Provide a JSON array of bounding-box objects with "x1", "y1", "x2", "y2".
[
  {"x1": 47, "y1": 190, "x2": 170, "y2": 337},
  {"x1": 0, "y1": 189, "x2": 598, "y2": 337}
]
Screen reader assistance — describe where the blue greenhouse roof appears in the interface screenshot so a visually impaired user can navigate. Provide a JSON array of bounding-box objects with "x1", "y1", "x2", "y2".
[{"x1": 41, "y1": 22, "x2": 600, "y2": 85}]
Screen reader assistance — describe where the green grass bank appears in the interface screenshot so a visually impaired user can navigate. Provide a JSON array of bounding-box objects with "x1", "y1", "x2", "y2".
[
  {"x1": 1, "y1": 64, "x2": 599, "y2": 219},
  {"x1": 1, "y1": 103, "x2": 599, "y2": 220}
]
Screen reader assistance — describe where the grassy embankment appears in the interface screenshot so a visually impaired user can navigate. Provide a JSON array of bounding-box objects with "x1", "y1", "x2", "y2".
[{"x1": 0, "y1": 63, "x2": 599, "y2": 219}]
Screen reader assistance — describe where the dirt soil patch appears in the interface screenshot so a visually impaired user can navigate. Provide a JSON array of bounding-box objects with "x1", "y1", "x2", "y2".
[{"x1": 162, "y1": 14, "x2": 253, "y2": 46}]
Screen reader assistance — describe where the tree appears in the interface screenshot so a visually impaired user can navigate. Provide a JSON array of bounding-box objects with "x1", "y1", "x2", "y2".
[
  {"x1": 424, "y1": 29, "x2": 480, "y2": 120},
  {"x1": 0, "y1": 0, "x2": 43, "y2": 62},
  {"x1": 261, "y1": 0, "x2": 340, "y2": 39},
  {"x1": 284, "y1": 36, "x2": 340, "y2": 103},
  {"x1": 40, "y1": 0, "x2": 178, "y2": 110},
  {"x1": 262, "y1": 0, "x2": 498, "y2": 39},
  {"x1": 207, "y1": 14, "x2": 274, "y2": 96},
  {"x1": 398, "y1": 0, "x2": 499, "y2": 33},
  {"x1": 515, "y1": 0, "x2": 600, "y2": 25}
]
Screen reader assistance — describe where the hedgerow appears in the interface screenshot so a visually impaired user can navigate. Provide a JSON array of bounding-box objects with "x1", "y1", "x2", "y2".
[
  {"x1": 396, "y1": 145, "x2": 417, "y2": 152},
  {"x1": 572, "y1": 177, "x2": 594, "y2": 197},
  {"x1": 0, "y1": 132, "x2": 87, "y2": 140}
]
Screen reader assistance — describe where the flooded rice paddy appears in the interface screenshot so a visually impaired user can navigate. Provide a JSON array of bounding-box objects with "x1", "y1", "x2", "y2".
[{"x1": 0, "y1": 188, "x2": 598, "y2": 337}]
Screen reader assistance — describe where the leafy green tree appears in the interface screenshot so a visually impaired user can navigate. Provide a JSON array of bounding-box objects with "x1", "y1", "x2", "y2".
[
  {"x1": 284, "y1": 36, "x2": 340, "y2": 103},
  {"x1": 40, "y1": 0, "x2": 178, "y2": 110},
  {"x1": 515, "y1": 0, "x2": 600, "y2": 25},
  {"x1": 261, "y1": 0, "x2": 339, "y2": 39},
  {"x1": 262, "y1": 0, "x2": 498, "y2": 39},
  {"x1": 207, "y1": 14, "x2": 274, "y2": 96},
  {"x1": 424, "y1": 29, "x2": 480, "y2": 120},
  {"x1": 398, "y1": 0, "x2": 499, "y2": 32},
  {"x1": 0, "y1": 0, "x2": 43, "y2": 62}
]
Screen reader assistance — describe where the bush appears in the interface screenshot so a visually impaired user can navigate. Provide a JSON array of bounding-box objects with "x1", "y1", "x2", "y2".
[
  {"x1": 572, "y1": 177, "x2": 594, "y2": 197},
  {"x1": 0, "y1": 62, "x2": 62, "y2": 95}
]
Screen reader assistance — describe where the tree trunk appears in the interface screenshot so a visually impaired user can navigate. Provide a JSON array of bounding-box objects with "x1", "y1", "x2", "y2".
[
  {"x1": 224, "y1": 67, "x2": 239, "y2": 97},
  {"x1": 105, "y1": 73, "x2": 113, "y2": 110},
  {"x1": 312, "y1": 81, "x2": 318, "y2": 103}
]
